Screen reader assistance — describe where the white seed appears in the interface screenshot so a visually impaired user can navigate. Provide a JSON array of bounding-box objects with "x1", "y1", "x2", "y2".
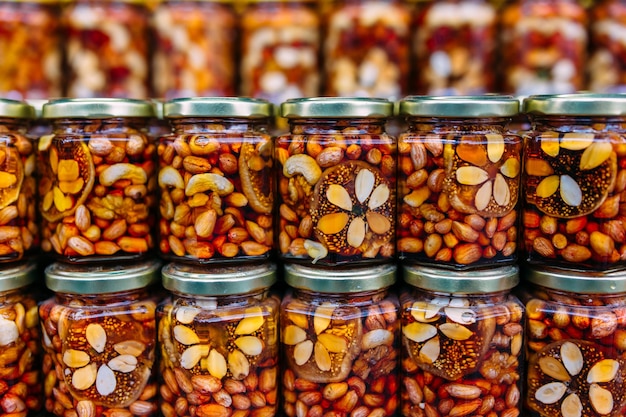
[
  {"x1": 587, "y1": 359, "x2": 619, "y2": 383},
  {"x1": 0, "y1": 317, "x2": 18, "y2": 346},
  {"x1": 176, "y1": 306, "x2": 200, "y2": 324},
  {"x1": 174, "y1": 325, "x2": 200, "y2": 345},
  {"x1": 355, "y1": 169, "x2": 375, "y2": 204},
  {"x1": 235, "y1": 336, "x2": 264, "y2": 356},
  {"x1": 561, "y1": 341, "x2": 583, "y2": 377},
  {"x1": 72, "y1": 363, "x2": 97, "y2": 391},
  {"x1": 235, "y1": 307, "x2": 265, "y2": 335},
  {"x1": 294, "y1": 340, "x2": 313, "y2": 365},
  {"x1": 181, "y1": 345, "x2": 209, "y2": 369},
  {"x1": 108, "y1": 355, "x2": 137, "y2": 373},
  {"x1": 207, "y1": 349, "x2": 227, "y2": 379},
  {"x1": 228, "y1": 349, "x2": 250, "y2": 380},
  {"x1": 96, "y1": 365, "x2": 116, "y2": 396},
  {"x1": 362, "y1": 329, "x2": 393, "y2": 350},
  {"x1": 589, "y1": 383, "x2": 614, "y2": 415},
  {"x1": 113, "y1": 340, "x2": 146, "y2": 357},
  {"x1": 561, "y1": 393, "x2": 583, "y2": 417},
  {"x1": 86, "y1": 323, "x2": 106, "y2": 353},
  {"x1": 535, "y1": 382, "x2": 567, "y2": 405},
  {"x1": 419, "y1": 337, "x2": 440, "y2": 364},
  {"x1": 314, "y1": 303, "x2": 335, "y2": 335}
]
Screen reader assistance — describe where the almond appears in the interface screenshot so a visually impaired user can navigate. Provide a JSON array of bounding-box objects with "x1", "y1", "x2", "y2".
[{"x1": 453, "y1": 243, "x2": 482, "y2": 265}]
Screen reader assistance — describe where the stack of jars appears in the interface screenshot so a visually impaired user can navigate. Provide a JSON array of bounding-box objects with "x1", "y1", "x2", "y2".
[
  {"x1": 0, "y1": 98, "x2": 44, "y2": 416},
  {"x1": 519, "y1": 94, "x2": 626, "y2": 417},
  {"x1": 32, "y1": 97, "x2": 165, "y2": 416}
]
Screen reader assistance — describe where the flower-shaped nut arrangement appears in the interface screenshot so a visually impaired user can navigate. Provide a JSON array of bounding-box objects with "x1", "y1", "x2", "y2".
[
  {"x1": 173, "y1": 305, "x2": 268, "y2": 380},
  {"x1": 282, "y1": 302, "x2": 362, "y2": 383},
  {"x1": 402, "y1": 296, "x2": 496, "y2": 380},
  {"x1": 528, "y1": 340, "x2": 626, "y2": 417},
  {"x1": 443, "y1": 133, "x2": 521, "y2": 216},
  {"x1": 60, "y1": 320, "x2": 152, "y2": 408},
  {"x1": 526, "y1": 132, "x2": 617, "y2": 218},
  {"x1": 311, "y1": 161, "x2": 394, "y2": 258}
]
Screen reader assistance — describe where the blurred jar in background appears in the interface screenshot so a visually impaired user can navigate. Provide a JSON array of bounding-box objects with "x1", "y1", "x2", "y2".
[
  {"x1": 500, "y1": 0, "x2": 587, "y2": 95},
  {"x1": 240, "y1": 0, "x2": 320, "y2": 105},
  {"x1": 589, "y1": 0, "x2": 626, "y2": 92},
  {"x1": 413, "y1": 0, "x2": 497, "y2": 95},
  {"x1": 323, "y1": 0, "x2": 411, "y2": 100},
  {"x1": 152, "y1": 0, "x2": 237, "y2": 99},
  {"x1": 63, "y1": 0, "x2": 151, "y2": 99},
  {"x1": 0, "y1": 0, "x2": 62, "y2": 100}
]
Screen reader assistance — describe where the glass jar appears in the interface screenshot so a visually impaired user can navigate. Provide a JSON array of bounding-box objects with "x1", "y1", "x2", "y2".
[
  {"x1": 281, "y1": 264, "x2": 400, "y2": 417},
  {"x1": 152, "y1": 0, "x2": 236, "y2": 99},
  {"x1": 158, "y1": 263, "x2": 280, "y2": 417},
  {"x1": 521, "y1": 266, "x2": 626, "y2": 417},
  {"x1": 324, "y1": 0, "x2": 411, "y2": 100},
  {"x1": 38, "y1": 98, "x2": 157, "y2": 263},
  {"x1": 0, "y1": 262, "x2": 43, "y2": 415},
  {"x1": 397, "y1": 96, "x2": 522, "y2": 268},
  {"x1": 499, "y1": 0, "x2": 587, "y2": 95},
  {"x1": 39, "y1": 260, "x2": 161, "y2": 416},
  {"x1": 0, "y1": 99, "x2": 38, "y2": 263},
  {"x1": 400, "y1": 265, "x2": 524, "y2": 417},
  {"x1": 589, "y1": 0, "x2": 626, "y2": 92},
  {"x1": 413, "y1": 0, "x2": 497, "y2": 95},
  {"x1": 62, "y1": 0, "x2": 151, "y2": 99},
  {"x1": 522, "y1": 94, "x2": 626, "y2": 270},
  {"x1": 240, "y1": 0, "x2": 320, "y2": 105},
  {"x1": 0, "y1": 0, "x2": 61, "y2": 100},
  {"x1": 158, "y1": 98, "x2": 274, "y2": 263},
  {"x1": 277, "y1": 97, "x2": 396, "y2": 265}
]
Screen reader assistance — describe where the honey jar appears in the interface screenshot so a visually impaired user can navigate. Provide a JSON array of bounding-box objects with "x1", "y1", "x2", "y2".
[
  {"x1": 158, "y1": 262, "x2": 280, "y2": 417},
  {"x1": 277, "y1": 97, "x2": 396, "y2": 265},
  {"x1": 39, "y1": 260, "x2": 162, "y2": 416},
  {"x1": 281, "y1": 263, "x2": 400, "y2": 417},
  {"x1": 589, "y1": 0, "x2": 626, "y2": 92},
  {"x1": 158, "y1": 97, "x2": 274, "y2": 264},
  {"x1": 521, "y1": 266, "x2": 626, "y2": 417},
  {"x1": 397, "y1": 95, "x2": 522, "y2": 269},
  {"x1": 0, "y1": 262, "x2": 43, "y2": 415},
  {"x1": 401, "y1": 264, "x2": 524, "y2": 417},
  {"x1": 0, "y1": 99, "x2": 37, "y2": 263},
  {"x1": 38, "y1": 98, "x2": 157, "y2": 263},
  {"x1": 522, "y1": 93, "x2": 626, "y2": 270}
]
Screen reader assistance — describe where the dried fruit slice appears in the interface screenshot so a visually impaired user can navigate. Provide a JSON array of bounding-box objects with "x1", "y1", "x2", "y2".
[
  {"x1": 527, "y1": 340, "x2": 626, "y2": 417},
  {"x1": 443, "y1": 136, "x2": 521, "y2": 217},
  {"x1": 283, "y1": 304, "x2": 362, "y2": 383},
  {"x1": 311, "y1": 161, "x2": 394, "y2": 257},
  {"x1": 528, "y1": 138, "x2": 616, "y2": 219},
  {"x1": 239, "y1": 141, "x2": 273, "y2": 215},
  {"x1": 0, "y1": 146, "x2": 23, "y2": 210},
  {"x1": 40, "y1": 139, "x2": 95, "y2": 223},
  {"x1": 403, "y1": 306, "x2": 496, "y2": 380}
]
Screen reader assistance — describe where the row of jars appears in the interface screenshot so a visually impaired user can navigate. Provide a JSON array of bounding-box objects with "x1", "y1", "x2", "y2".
[
  {"x1": 4, "y1": 94, "x2": 626, "y2": 270},
  {"x1": 3, "y1": 0, "x2": 626, "y2": 101},
  {"x1": 3, "y1": 259, "x2": 626, "y2": 417}
]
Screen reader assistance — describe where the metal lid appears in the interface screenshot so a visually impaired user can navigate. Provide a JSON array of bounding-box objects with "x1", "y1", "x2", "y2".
[
  {"x1": 0, "y1": 99, "x2": 35, "y2": 119},
  {"x1": 281, "y1": 97, "x2": 394, "y2": 118},
  {"x1": 284, "y1": 264, "x2": 396, "y2": 293},
  {"x1": 0, "y1": 263, "x2": 38, "y2": 292},
  {"x1": 524, "y1": 266, "x2": 626, "y2": 294},
  {"x1": 42, "y1": 98, "x2": 155, "y2": 119},
  {"x1": 162, "y1": 263, "x2": 276, "y2": 295},
  {"x1": 45, "y1": 260, "x2": 161, "y2": 294},
  {"x1": 523, "y1": 94, "x2": 626, "y2": 116},
  {"x1": 403, "y1": 265, "x2": 519, "y2": 294},
  {"x1": 398, "y1": 95, "x2": 520, "y2": 118},
  {"x1": 164, "y1": 97, "x2": 273, "y2": 118}
]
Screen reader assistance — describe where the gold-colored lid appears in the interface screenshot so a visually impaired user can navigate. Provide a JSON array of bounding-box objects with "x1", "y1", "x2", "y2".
[
  {"x1": 0, "y1": 263, "x2": 38, "y2": 292},
  {"x1": 165, "y1": 97, "x2": 273, "y2": 118},
  {"x1": 281, "y1": 97, "x2": 394, "y2": 118},
  {"x1": 284, "y1": 263, "x2": 396, "y2": 293},
  {"x1": 398, "y1": 95, "x2": 519, "y2": 117},
  {"x1": 403, "y1": 265, "x2": 519, "y2": 294},
  {"x1": 45, "y1": 260, "x2": 161, "y2": 294},
  {"x1": 161, "y1": 263, "x2": 276, "y2": 295},
  {"x1": 523, "y1": 93, "x2": 626, "y2": 116},
  {"x1": 0, "y1": 99, "x2": 35, "y2": 119},
  {"x1": 524, "y1": 265, "x2": 626, "y2": 294},
  {"x1": 42, "y1": 98, "x2": 155, "y2": 119}
]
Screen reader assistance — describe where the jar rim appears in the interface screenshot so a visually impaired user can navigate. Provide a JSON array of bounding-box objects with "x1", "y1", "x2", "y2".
[
  {"x1": 0, "y1": 262, "x2": 37, "y2": 292},
  {"x1": 524, "y1": 265, "x2": 626, "y2": 294},
  {"x1": 281, "y1": 97, "x2": 393, "y2": 119},
  {"x1": 164, "y1": 97, "x2": 273, "y2": 119},
  {"x1": 398, "y1": 95, "x2": 519, "y2": 118},
  {"x1": 284, "y1": 263, "x2": 396, "y2": 293},
  {"x1": 162, "y1": 263, "x2": 276, "y2": 295},
  {"x1": 403, "y1": 265, "x2": 519, "y2": 294},
  {"x1": 523, "y1": 93, "x2": 626, "y2": 116},
  {"x1": 45, "y1": 260, "x2": 161, "y2": 294},
  {"x1": 43, "y1": 98, "x2": 155, "y2": 119},
  {"x1": 0, "y1": 98, "x2": 35, "y2": 119}
]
